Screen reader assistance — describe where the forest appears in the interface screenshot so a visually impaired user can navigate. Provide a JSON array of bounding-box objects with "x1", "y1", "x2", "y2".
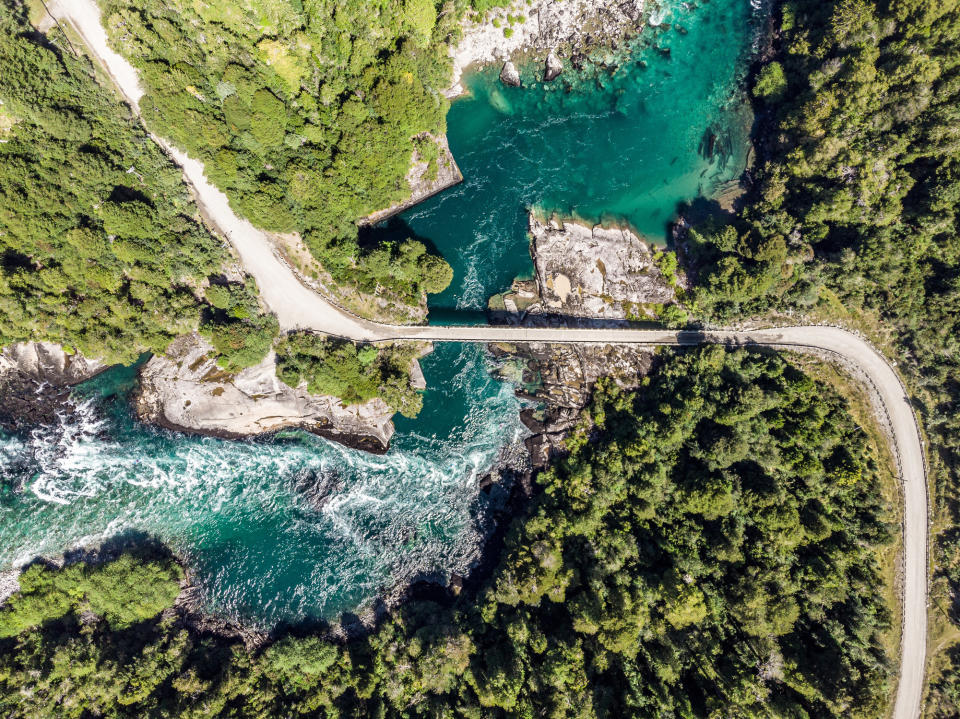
[
  {"x1": 98, "y1": 0, "x2": 457, "y2": 312},
  {"x1": 0, "y1": 1, "x2": 425, "y2": 407},
  {"x1": 0, "y1": 2, "x2": 274, "y2": 368},
  {"x1": 679, "y1": 0, "x2": 960, "y2": 708},
  {"x1": 0, "y1": 348, "x2": 894, "y2": 718}
]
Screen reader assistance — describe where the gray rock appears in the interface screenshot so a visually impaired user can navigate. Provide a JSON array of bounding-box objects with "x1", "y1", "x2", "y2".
[
  {"x1": 499, "y1": 60, "x2": 521, "y2": 87},
  {"x1": 133, "y1": 333, "x2": 408, "y2": 453},
  {"x1": 0, "y1": 343, "x2": 106, "y2": 431},
  {"x1": 544, "y1": 51, "x2": 563, "y2": 81},
  {"x1": 408, "y1": 357, "x2": 427, "y2": 391},
  {"x1": 0, "y1": 342, "x2": 104, "y2": 386},
  {"x1": 528, "y1": 214, "x2": 676, "y2": 318}
]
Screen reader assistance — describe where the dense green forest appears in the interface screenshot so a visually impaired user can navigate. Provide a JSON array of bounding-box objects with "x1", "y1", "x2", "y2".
[
  {"x1": 98, "y1": 0, "x2": 456, "y2": 311},
  {"x1": 275, "y1": 333, "x2": 426, "y2": 417},
  {"x1": 0, "y1": 2, "x2": 277, "y2": 367},
  {"x1": 681, "y1": 0, "x2": 960, "y2": 708},
  {"x1": 0, "y1": 348, "x2": 894, "y2": 718},
  {"x1": 0, "y1": 0, "x2": 429, "y2": 404}
]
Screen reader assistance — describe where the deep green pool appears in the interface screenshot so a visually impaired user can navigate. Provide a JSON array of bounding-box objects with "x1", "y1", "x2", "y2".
[
  {"x1": 0, "y1": 0, "x2": 765, "y2": 625},
  {"x1": 405, "y1": 0, "x2": 762, "y2": 311}
]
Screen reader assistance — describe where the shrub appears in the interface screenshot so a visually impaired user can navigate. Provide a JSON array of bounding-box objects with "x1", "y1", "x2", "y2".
[{"x1": 752, "y1": 60, "x2": 787, "y2": 99}]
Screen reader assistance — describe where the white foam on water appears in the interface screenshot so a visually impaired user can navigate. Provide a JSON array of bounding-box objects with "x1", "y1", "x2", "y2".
[{"x1": 0, "y1": 344, "x2": 527, "y2": 624}]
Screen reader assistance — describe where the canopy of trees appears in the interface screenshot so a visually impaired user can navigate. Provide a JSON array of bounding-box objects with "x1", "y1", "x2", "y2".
[
  {"x1": 275, "y1": 333, "x2": 425, "y2": 417},
  {"x1": 0, "y1": 3, "x2": 275, "y2": 368},
  {"x1": 99, "y1": 0, "x2": 455, "y2": 310},
  {"x1": 0, "y1": 348, "x2": 893, "y2": 718},
  {"x1": 680, "y1": 0, "x2": 960, "y2": 706}
]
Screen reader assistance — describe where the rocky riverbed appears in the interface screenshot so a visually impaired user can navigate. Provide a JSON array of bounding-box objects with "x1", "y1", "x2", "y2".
[
  {"x1": 448, "y1": 0, "x2": 649, "y2": 96},
  {"x1": 487, "y1": 212, "x2": 678, "y2": 466}
]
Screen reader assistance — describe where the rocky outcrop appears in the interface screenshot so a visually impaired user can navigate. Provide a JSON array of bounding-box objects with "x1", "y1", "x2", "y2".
[
  {"x1": 360, "y1": 133, "x2": 463, "y2": 227},
  {"x1": 533, "y1": 215, "x2": 675, "y2": 315},
  {"x1": 133, "y1": 334, "x2": 399, "y2": 453},
  {"x1": 0, "y1": 342, "x2": 104, "y2": 386},
  {"x1": 447, "y1": 0, "x2": 646, "y2": 97},
  {"x1": 491, "y1": 214, "x2": 676, "y2": 322},
  {"x1": 500, "y1": 60, "x2": 522, "y2": 87},
  {"x1": 0, "y1": 343, "x2": 106, "y2": 431},
  {"x1": 487, "y1": 212, "x2": 677, "y2": 467},
  {"x1": 544, "y1": 51, "x2": 563, "y2": 81}
]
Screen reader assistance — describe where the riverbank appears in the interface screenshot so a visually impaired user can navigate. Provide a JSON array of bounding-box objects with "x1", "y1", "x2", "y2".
[
  {"x1": 0, "y1": 343, "x2": 105, "y2": 431},
  {"x1": 447, "y1": 0, "x2": 648, "y2": 96}
]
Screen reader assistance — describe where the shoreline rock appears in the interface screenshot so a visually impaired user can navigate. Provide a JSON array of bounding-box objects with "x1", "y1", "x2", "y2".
[
  {"x1": 499, "y1": 60, "x2": 522, "y2": 87},
  {"x1": 544, "y1": 51, "x2": 564, "y2": 81},
  {"x1": 446, "y1": 0, "x2": 646, "y2": 97},
  {"x1": 0, "y1": 343, "x2": 106, "y2": 431},
  {"x1": 133, "y1": 334, "x2": 402, "y2": 453}
]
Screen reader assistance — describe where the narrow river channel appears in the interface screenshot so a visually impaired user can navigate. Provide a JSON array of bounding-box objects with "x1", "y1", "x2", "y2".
[{"x1": 0, "y1": 0, "x2": 767, "y2": 626}]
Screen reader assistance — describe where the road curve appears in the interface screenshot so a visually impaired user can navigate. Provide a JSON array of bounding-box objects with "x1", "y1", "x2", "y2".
[
  {"x1": 48, "y1": 3, "x2": 927, "y2": 716},
  {"x1": 393, "y1": 325, "x2": 927, "y2": 719}
]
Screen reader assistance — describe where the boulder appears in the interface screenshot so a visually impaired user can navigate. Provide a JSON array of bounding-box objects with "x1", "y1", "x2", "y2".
[
  {"x1": 528, "y1": 214, "x2": 676, "y2": 318},
  {"x1": 499, "y1": 60, "x2": 521, "y2": 87},
  {"x1": 544, "y1": 51, "x2": 563, "y2": 81}
]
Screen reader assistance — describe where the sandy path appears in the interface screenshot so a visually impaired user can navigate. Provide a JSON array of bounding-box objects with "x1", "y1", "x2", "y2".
[
  {"x1": 46, "y1": 0, "x2": 378, "y2": 340},
  {"x1": 46, "y1": 3, "x2": 927, "y2": 717}
]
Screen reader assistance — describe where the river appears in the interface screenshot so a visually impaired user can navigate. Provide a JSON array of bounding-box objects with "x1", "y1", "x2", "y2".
[{"x1": 0, "y1": 0, "x2": 766, "y2": 626}]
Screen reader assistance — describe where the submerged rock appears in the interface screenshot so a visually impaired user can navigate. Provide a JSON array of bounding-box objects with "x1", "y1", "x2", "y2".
[
  {"x1": 499, "y1": 60, "x2": 521, "y2": 87},
  {"x1": 133, "y1": 334, "x2": 404, "y2": 453},
  {"x1": 544, "y1": 51, "x2": 564, "y2": 81},
  {"x1": 293, "y1": 468, "x2": 345, "y2": 511}
]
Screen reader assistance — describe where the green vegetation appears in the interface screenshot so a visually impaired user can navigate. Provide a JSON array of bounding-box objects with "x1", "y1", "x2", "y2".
[
  {"x1": 752, "y1": 60, "x2": 786, "y2": 99},
  {"x1": 275, "y1": 333, "x2": 425, "y2": 417},
  {"x1": 0, "y1": 348, "x2": 893, "y2": 717},
  {"x1": 0, "y1": 554, "x2": 181, "y2": 638},
  {"x1": 99, "y1": 0, "x2": 455, "y2": 311},
  {"x1": 468, "y1": 0, "x2": 514, "y2": 15},
  {"x1": 681, "y1": 0, "x2": 960, "y2": 709},
  {"x1": 0, "y1": 2, "x2": 273, "y2": 367},
  {"x1": 200, "y1": 280, "x2": 279, "y2": 371}
]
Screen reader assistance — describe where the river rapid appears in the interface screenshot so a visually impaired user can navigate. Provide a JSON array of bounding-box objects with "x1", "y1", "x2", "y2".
[{"x1": 0, "y1": 0, "x2": 767, "y2": 626}]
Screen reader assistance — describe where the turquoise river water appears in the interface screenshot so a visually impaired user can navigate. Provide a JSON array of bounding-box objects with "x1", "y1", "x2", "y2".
[{"x1": 0, "y1": 0, "x2": 767, "y2": 625}]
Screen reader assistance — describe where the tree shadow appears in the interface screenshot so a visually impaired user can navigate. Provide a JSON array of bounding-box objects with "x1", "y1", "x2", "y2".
[{"x1": 356, "y1": 216, "x2": 443, "y2": 258}]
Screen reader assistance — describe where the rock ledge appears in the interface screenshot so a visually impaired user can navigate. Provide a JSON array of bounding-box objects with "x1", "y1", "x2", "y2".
[{"x1": 134, "y1": 334, "x2": 397, "y2": 453}]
